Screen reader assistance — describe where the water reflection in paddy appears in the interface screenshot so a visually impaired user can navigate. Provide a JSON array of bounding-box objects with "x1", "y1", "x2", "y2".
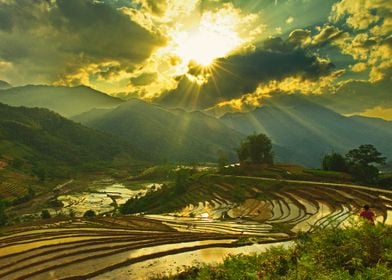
[
  {"x1": 58, "y1": 182, "x2": 162, "y2": 216},
  {"x1": 94, "y1": 241, "x2": 293, "y2": 280}
]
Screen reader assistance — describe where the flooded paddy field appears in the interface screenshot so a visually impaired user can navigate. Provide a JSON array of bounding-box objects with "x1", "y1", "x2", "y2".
[
  {"x1": 1, "y1": 177, "x2": 391, "y2": 279},
  {"x1": 55, "y1": 180, "x2": 164, "y2": 216}
]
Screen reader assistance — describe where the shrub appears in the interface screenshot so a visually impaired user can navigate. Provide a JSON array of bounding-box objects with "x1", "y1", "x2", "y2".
[
  {"x1": 41, "y1": 209, "x2": 51, "y2": 219},
  {"x1": 83, "y1": 210, "x2": 96, "y2": 218},
  {"x1": 155, "y1": 222, "x2": 392, "y2": 279},
  {"x1": 0, "y1": 199, "x2": 8, "y2": 226}
]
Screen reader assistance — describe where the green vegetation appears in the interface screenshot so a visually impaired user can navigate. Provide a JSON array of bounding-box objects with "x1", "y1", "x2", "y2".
[
  {"x1": 322, "y1": 152, "x2": 347, "y2": 172},
  {"x1": 322, "y1": 144, "x2": 387, "y2": 185},
  {"x1": 237, "y1": 133, "x2": 273, "y2": 164},
  {"x1": 346, "y1": 144, "x2": 386, "y2": 184},
  {"x1": 0, "y1": 199, "x2": 7, "y2": 226},
  {"x1": 221, "y1": 95, "x2": 392, "y2": 168},
  {"x1": 174, "y1": 169, "x2": 194, "y2": 194},
  {"x1": 0, "y1": 102, "x2": 144, "y2": 191},
  {"x1": 217, "y1": 150, "x2": 228, "y2": 172},
  {"x1": 40, "y1": 209, "x2": 51, "y2": 219},
  {"x1": 83, "y1": 210, "x2": 97, "y2": 218},
  {"x1": 154, "y1": 222, "x2": 392, "y2": 279}
]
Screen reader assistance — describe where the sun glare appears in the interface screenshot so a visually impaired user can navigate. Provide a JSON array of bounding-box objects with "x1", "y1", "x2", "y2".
[
  {"x1": 173, "y1": 14, "x2": 243, "y2": 68},
  {"x1": 175, "y1": 28, "x2": 241, "y2": 66}
]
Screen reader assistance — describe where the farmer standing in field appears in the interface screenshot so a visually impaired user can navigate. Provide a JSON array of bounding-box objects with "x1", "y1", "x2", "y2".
[{"x1": 359, "y1": 205, "x2": 375, "y2": 224}]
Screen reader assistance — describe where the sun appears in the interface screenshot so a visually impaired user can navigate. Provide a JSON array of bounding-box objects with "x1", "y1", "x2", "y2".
[
  {"x1": 175, "y1": 29, "x2": 240, "y2": 66},
  {"x1": 172, "y1": 16, "x2": 243, "y2": 67}
]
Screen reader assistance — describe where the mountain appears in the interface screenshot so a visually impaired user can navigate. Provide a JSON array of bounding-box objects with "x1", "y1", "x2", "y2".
[
  {"x1": 0, "y1": 85, "x2": 123, "y2": 117},
  {"x1": 0, "y1": 80, "x2": 11, "y2": 89},
  {"x1": 0, "y1": 102, "x2": 142, "y2": 177},
  {"x1": 72, "y1": 99, "x2": 244, "y2": 162},
  {"x1": 221, "y1": 94, "x2": 392, "y2": 167}
]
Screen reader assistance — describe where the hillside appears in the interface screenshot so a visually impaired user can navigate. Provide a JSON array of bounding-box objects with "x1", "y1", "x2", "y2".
[
  {"x1": 0, "y1": 102, "x2": 142, "y2": 179},
  {"x1": 0, "y1": 80, "x2": 11, "y2": 89},
  {"x1": 221, "y1": 95, "x2": 392, "y2": 167},
  {"x1": 72, "y1": 99, "x2": 244, "y2": 162},
  {"x1": 0, "y1": 85, "x2": 123, "y2": 117}
]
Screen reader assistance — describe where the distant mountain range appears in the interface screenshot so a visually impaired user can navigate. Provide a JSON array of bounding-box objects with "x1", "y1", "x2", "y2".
[
  {"x1": 221, "y1": 94, "x2": 392, "y2": 166},
  {"x1": 0, "y1": 85, "x2": 123, "y2": 117},
  {"x1": 0, "y1": 85, "x2": 391, "y2": 167},
  {"x1": 72, "y1": 99, "x2": 243, "y2": 162}
]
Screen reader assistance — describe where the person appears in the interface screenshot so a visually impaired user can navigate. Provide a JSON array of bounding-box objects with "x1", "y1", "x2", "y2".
[{"x1": 359, "y1": 205, "x2": 375, "y2": 224}]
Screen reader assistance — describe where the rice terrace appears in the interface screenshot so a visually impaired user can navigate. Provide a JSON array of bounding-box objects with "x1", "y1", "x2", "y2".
[
  {"x1": 1, "y1": 0, "x2": 392, "y2": 279},
  {"x1": 1, "y1": 166, "x2": 392, "y2": 279}
]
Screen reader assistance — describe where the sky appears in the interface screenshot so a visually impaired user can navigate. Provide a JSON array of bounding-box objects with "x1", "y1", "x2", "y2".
[{"x1": 0, "y1": 0, "x2": 391, "y2": 119}]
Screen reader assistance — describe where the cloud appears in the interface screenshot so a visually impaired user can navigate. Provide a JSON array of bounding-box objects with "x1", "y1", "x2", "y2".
[
  {"x1": 0, "y1": 0, "x2": 165, "y2": 86},
  {"x1": 312, "y1": 25, "x2": 347, "y2": 46},
  {"x1": 330, "y1": 0, "x2": 389, "y2": 30},
  {"x1": 157, "y1": 36, "x2": 336, "y2": 109},
  {"x1": 287, "y1": 29, "x2": 311, "y2": 47},
  {"x1": 327, "y1": 0, "x2": 391, "y2": 84},
  {"x1": 351, "y1": 62, "x2": 367, "y2": 73},
  {"x1": 308, "y1": 76, "x2": 392, "y2": 115},
  {"x1": 130, "y1": 72, "x2": 158, "y2": 86}
]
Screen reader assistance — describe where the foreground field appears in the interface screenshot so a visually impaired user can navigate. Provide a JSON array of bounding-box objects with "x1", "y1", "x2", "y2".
[{"x1": 156, "y1": 223, "x2": 392, "y2": 280}]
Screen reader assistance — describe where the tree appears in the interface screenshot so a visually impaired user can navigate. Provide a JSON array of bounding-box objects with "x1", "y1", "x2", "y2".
[
  {"x1": 0, "y1": 200, "x2": 8, "y2": 226},
  {"x1": 346, "y1": 144, "x2": 386, "y2": 166},
  {"x1": 237, "y1": 133, "x2": 273, "y2": 164},
  {"x1": 217, "y1": 150, "x2": 228, "y2": 172},
  {"x1": 83, "y1": 209, "x2": 96, "y2": 218},
  {"x1": 174, "y1": 169, "x2": 192, "y2": 194},
  {"x1": 41, "y1": 209, "x2": 51, "y2": 219},
  {"x1": 346, "y1": 144, "x2": 386, "y2": 184},
  {"x1": 322, "y1": 152, "x2": 347, "y2": 172}
]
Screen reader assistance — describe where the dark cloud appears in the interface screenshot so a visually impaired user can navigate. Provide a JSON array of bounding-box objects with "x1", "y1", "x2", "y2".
[
  {"x1": 0, "y1": 0, "x2": 165, "y2": 85},
  {"x1": 308, "y1": 74, "x2": 392, "y2": 115},
  {"x1": 157, "y1": 37, "x2": 335, "y2": 110}
]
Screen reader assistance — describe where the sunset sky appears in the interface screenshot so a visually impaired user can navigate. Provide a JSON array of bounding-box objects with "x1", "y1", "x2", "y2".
[{"x1": 0, "y1": 0, "x2": 391, "y2": 119}]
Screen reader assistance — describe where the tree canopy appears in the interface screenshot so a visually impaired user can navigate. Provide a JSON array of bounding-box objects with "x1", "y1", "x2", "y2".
[
  {"x1": 322, "y1": 152, "x2": 347, "y2": 172},
  {"x1": 346, "y1": 144, "x2": 386, "y2": 166},
  {"x1": 237, "y1": 133, "x2": 273, "y2": 164},
  {"x1": 346, "y1": 144, "x2": 386, "y2": 184}
]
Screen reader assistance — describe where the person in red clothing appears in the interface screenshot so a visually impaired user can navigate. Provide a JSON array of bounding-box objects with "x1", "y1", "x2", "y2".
[{"x1": 359, "y1": 204, "x2": 375, "y2": 224}]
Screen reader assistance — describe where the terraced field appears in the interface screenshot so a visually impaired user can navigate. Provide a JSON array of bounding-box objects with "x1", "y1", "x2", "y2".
[
  {"x1": 0, "y1": 217, "x2": 250, "y2": 279},
  {"x1": 1, "y1": 175, "x2": 391, "y2": 279},
  {"x1": 142, "y1": 175, "x2": 392, "y2": 233}
]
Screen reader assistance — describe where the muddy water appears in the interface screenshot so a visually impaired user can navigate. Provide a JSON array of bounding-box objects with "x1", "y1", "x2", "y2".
[{"x1": 94, "y1": 241, "x2": 293, "y2": 280}]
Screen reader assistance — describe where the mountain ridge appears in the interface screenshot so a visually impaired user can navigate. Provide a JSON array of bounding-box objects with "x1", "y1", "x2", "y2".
[
  {"x1": 72, "y1": 98, "x2": 244, "y2": 163},
  {"x1": 0, "y1": 85, "x2": 123, "y2": 117},
  {"x1": 220, "y1": 94, "x2": 392, "y2": 166}
]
